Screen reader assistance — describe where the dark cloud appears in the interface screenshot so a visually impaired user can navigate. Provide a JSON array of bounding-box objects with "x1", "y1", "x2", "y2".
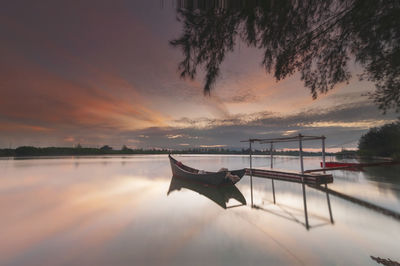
[
  {"x1": 112, "y1": 102, "x2": 397, "y2": 150},
  {"x1": 0, "y1": 100, "x2": 396, "y2": 149}
]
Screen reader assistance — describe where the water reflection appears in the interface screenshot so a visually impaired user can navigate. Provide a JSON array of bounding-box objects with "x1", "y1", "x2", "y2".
[
  {"x1": 250, "y1": 182, "x2": 334, "y2": 230},
  {"x1": 253, "y1": 201, "x2": 333, "y2": 231},
  {"x1": 370, "y1": 256, "x2": 400, "y2": 265},
  {"x1": 312, "y1": 184, "x2": 400, "y2": 221},
  {"x1": 363, "y1": 165, "x2": 400, "y2": 201},
  {"x1": 167, "y1": 176, "x2": 246, "y2": 209},
  {"x1": 1, "y1": 155, "x2": 400, "y2": 265}
]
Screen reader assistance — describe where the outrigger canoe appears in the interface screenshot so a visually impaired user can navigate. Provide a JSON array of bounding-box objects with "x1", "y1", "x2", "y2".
[{"x1": 169, "y1": 154, "x2": 245, "y2": 186}]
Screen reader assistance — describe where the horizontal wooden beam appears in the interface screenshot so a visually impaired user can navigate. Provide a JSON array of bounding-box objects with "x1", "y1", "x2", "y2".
[
  {"x1": 241, "y1": 135, "x2": 325, "y2": 144},
  {"x1": 245, "y1": 168, "x2": 333, "y2": 185}
]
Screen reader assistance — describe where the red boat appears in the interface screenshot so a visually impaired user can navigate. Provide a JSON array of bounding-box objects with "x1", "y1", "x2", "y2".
[
  {"x1": 312, "y1": 160, "x2": 400, "y2": 172},
  {"x1": 321, "y1": 162, "x2": 361, "y2": 168}
]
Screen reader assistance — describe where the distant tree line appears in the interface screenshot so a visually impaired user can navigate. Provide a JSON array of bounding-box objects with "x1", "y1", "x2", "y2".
[
  {"x1": 358, "y1": 122, "x2": 400, "y2": 159},
  {"x1": 0, "y1": 146, "x2": 336, "y2": 157},
  {"x1": 3, "y1": 121, "x2": 399, "y2": 158},
  {"x1": 0, "y1": 146, "x2": 170, "y2": 157}
]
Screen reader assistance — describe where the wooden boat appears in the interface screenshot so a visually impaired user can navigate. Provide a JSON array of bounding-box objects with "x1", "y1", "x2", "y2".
[
  {"x1": 321, "y1": 162, "x2": 360, "y2": 168},
  {"x1": 320, "y1": 160, "x2": 400, "y2": 171},
  {"x1": 167, "y1": 176, "x2": 246, "y2": 209},
  {"x1": 168, "y1": 154, "x2": 245, "y2": 185},
  {"x1": 320, "y1": 161, "x2": 362, "y2": 171}
]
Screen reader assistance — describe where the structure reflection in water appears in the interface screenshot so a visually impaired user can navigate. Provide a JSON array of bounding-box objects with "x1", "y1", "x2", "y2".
[
  {"x1": 167, "y1": 176, "x2": 246, "y2": 209},
  {"x1": 251, "y1": 185, "x2": 335, "y2": 231},
  {"x1": 167, "y1": 174, "x2": 335, "y2": 230}
]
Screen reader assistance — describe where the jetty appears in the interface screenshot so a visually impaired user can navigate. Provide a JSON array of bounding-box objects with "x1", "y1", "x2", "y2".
[
  {"x1": 245, "y1": 168, "x2": 333, "y2": 185},
  {"x1": 241, "y1": 134, "x2": 334, "y2": 229}
]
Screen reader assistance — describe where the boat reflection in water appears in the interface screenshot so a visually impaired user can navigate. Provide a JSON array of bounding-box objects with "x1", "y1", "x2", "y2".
[{"x1": 167, "y1": 176, "x2": 246, "y2": 209}]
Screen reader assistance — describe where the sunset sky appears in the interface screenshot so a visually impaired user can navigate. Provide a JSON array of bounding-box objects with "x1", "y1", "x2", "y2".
[{"x1": 1, "y1": 1, "x2": 398, "y2": 151}]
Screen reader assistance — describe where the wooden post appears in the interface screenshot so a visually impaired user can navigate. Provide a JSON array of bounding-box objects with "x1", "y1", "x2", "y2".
[
  {"x1": 299, "y1": 135, "x2": 304, "y2": 175},
  {"x1": 299, "y1": 134, "x2": 309, "y2": 229},
  {"x1": 322, "y1": 136, "x2": 326, "y2": 171},
  {"x1": 250, "y1": 141, "x2": 253, "y2": 207},
  {"x1": 249, "y1": 141, "x2": 253, "y2": 170},
  {"x1": 270, "y1": 142, "x2": 273, "y2": 168},
  {"x1": 325, "y1": 183, "x2": 334, "y2": 224},
  {"x1": 270, "y1": 142, "x2": 276, "y2": 204}
]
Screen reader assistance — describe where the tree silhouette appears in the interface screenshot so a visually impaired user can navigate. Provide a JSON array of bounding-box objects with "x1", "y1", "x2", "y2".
[
  {"x1": 358, "y1": 122, "x2": 400, "y2": 158},
  {"x1": 171, "y1": 0, "x2": 400, "y2": 112}
]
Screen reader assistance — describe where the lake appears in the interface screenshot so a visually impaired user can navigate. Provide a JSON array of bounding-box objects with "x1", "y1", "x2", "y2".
[{"x1": 0, "y1": 155, "x2": 399, "y2": 265}]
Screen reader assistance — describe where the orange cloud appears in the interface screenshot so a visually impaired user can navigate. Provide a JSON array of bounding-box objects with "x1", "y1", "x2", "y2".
[
  {"x1": 0, "y1": 11, "x2": 172, "y2": 138},
  {"x1": 0, "y1": 122, "x2": 53, "y2": 132},
  {"x1": 0, "y1": 49, "x2": 168, "y2": 133}
]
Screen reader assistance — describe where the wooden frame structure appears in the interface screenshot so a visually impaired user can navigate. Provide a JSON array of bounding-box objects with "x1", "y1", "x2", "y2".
[{"x1": 241, "y1": 134, "x2": 333, "y2": 229}]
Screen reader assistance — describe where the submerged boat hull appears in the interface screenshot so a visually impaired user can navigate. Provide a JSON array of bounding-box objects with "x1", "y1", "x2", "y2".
[
  {"x1": 169, "y1": 155, "x2": 245, "y2": 185},
  {"x1": 167, "y1": 176, "x2": 246, "y2": 209}
]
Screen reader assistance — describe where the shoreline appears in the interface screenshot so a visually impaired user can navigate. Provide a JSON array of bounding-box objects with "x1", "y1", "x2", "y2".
[{"x1": 0, "y1": 146, "x2": 342, "y2": 158}]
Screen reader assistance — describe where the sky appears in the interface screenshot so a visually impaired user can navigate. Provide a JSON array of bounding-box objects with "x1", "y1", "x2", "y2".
[{"x1": 0, "y1": 0, "x2": 398, "y2": 151}]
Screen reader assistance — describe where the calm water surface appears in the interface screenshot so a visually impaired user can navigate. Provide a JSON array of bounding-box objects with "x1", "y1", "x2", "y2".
[{"x1": 1, "y1": 155, "x2": 399, "y2": 265}]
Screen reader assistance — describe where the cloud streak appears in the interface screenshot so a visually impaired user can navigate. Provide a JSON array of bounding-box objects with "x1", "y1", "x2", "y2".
[{"x1": 119, "y1": 101, "x2": 398, "y2": 150}]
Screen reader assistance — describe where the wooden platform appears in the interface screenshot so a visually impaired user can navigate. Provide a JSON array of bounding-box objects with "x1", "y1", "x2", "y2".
[{"x1": 245, "y1": 168, "x2": 333, "y2": 185}]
